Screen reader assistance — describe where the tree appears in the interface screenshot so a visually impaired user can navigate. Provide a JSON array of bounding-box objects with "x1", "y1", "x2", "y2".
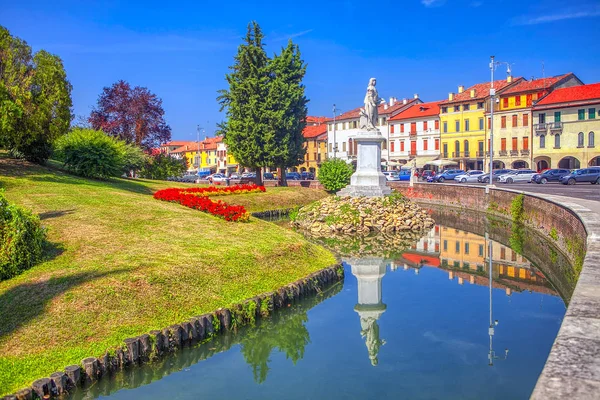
[
  {"x1": 0, "y1": 26, "x2": 72, "y2": 163},
  {"x1": 217, "y1": 22, "x2": 271, "y2": 186},
  {"x1": 266, "y1": 40, "x2": 308, "y2": 187},
  {"x1": 89, "y1": 80, "x2": 171, "y2": 151},
  {"x1": 139, "y1": 153, "x2": 186, "y2": 180}
]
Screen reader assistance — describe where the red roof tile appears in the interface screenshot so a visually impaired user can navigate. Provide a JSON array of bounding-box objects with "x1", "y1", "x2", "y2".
[
  {"x1": 389, "y1": 100, "x2": 443, "y2": 121},
  {"x1": 501, "y1": 73, "x2": 573, "y2": 95},
  {"x1": 333, "y1": 98, "x2": 419, "y2": 121},
  {"x1": 161, "y1": 141, "x2": 196, "y2": 147},
  {"x1": 439, "y1": 78, "x2": 523, "y2": 104},
  {"x1": 535, "y1": 82, "x2": 600, "y2": 107},
  {"x1": 303, "y1": 123, "x2": 327, "y2": 139},
  {"x1": 306, "y1": 116, "x2": 329, "y2": 124}
]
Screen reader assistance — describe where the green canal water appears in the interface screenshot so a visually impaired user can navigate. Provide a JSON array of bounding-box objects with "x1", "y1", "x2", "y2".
[{"x1": 68, "y1": 210, "x2": 570, "y2": 400}]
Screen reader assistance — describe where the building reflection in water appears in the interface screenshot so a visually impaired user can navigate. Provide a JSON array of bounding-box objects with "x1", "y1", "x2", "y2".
[{"x1": 346, "y1": 257, "x2": 387, "y2": 366}]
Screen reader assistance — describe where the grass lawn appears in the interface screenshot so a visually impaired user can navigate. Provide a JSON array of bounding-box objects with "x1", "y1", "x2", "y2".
[{"x1": 0, "y1": 154, "x2": 335, "y2": 396}]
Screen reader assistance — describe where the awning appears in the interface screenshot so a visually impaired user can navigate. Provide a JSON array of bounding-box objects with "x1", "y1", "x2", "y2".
[
  {"x1": 427, "y1": 159, "x2": 458, "y2": 167},
  {"x1": 414, "y1": 156, "x2": 440, "y2": 168}
]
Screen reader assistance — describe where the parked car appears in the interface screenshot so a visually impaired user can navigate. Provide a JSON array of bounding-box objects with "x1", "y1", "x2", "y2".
[
  {"x1": 420, "y1": 170, "x2": 435, "y2": 181},
  {"x1": 241, "y1": 172, "x2": 256, "y2": 179},
  {"x1": 208, "y1": 173, "x2": 229, "y2": 184},
  {"x1": 432, "y1": 169, "x2": 465, "y2": 182},
  {"x1": 497, "y1": 169, "x2": 537, "y2": 183},
  {"x1": 531, "y1": 169, "x2": 571, "y2": 184},
  {"x1": 229, "y1": 173, "x2": 242, "y2": 180},
  {"x1": 559, "y1": 167, "x2": 600, "y2": 185},
  {"x1": 398, "y1": 169, "x2": 412, "y2": 181},
  {"x1": 263, "y1": 172, "x2": 276, "y2": 180},
  {"x1": 300, "y1": 171, "x2": 315, "y2": 180},
  {"x1": 383, "y1": 171, "x2": 400, "y2": 181},
  {"x1": 180, "y1": 174, "x2": 199, "y2": 183},
  {"x1": 286, "y1": 172, "x2": 302, "y2": 180},
  {"x1": 477, "y1": 169, "x2": 514, "y2": 183},
  {"x1": 454, "y1": 170, "x2": 484, "y2": 183}
]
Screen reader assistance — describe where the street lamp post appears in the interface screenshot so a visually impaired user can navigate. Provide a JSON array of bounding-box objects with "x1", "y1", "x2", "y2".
[
  {"x1": 486, "y1": 232, "x2": 509, "y2": 366},
  {"x1": 196, "y1": 124, "x2": 201, "y2": 172}
]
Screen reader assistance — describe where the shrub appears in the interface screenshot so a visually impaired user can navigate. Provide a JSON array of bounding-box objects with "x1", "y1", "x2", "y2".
[
  {"x1": 121, "y1": 143, "x2": 147, "y2": 177},
  {"x1": 54, "y1": 128, "x2": 124, "y2": 178},
  {"x1": 318, "y1": 158, "x2": 354, "y2": 192},
  {"x1": 139, "y1": 153, "x2": 187, "y2": 180},
  {"x1": 0, "y1": 191, "x2": 46, "y2": 280}
]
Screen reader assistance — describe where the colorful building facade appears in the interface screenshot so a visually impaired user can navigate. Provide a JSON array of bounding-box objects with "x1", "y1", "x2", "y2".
[
  {"x1": 491, "y1": 73, "x2": 582, "y2": 169},
  {"x1": 533, "y1": 83, "x2": 600, "y2": 169},
  {"x1": 439, "y1": 77, "x2": 522, "y2": 171},
  {"x1": 295, "y1": 116, "x2": 328, "y2": 175}
]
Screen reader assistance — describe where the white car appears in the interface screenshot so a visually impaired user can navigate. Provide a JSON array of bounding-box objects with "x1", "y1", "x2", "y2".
[
  {"x1": 383, "y1": 171, "x2": 400, "y2": 181},
  {"x1": 208, "y1": 173, "x2": 229, "y2": 184},
  {"x1": 497, "y1": 169, "x2": 537, "y2": 183},
  {"x1": 454, "y1": 170, "x2": 484, "y2": 183}
]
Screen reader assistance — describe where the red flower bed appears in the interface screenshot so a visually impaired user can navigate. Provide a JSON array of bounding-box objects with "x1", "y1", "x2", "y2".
[{"x1": 153, "y1": 184, "x2": 265, "y2": 222}]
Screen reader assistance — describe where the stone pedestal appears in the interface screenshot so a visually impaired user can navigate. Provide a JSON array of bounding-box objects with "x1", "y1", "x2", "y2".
[{"x1": 337, "y1": 130, "x2": 392, "y2": 198}]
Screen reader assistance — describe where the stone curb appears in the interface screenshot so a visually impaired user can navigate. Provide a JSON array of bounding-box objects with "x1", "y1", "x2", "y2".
[{"x1": 2, "y1": 264, "x2": 344, "y2": 400}]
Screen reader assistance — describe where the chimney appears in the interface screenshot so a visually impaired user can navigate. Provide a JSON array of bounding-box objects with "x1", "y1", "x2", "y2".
[
  {"x1": 384, "y1": 103, "x2": 389, "y2": 110},
  {"x1": 458, "y1": 85, "x2": 464, "y2": 93},
  {"x1": 507, "y1": 75, "x2": 513, "y2": 83},
  {"x1": 470, "y1": 89, "x2": 476, "y2": 98},
  {"x1": 389, "y1": 97, "x2": 395, "y2": 106},
  {"x1": 414, "y1": 93, "x2": 419, "y2": 99},
  {"x1": 402, "y1": 98, "x2": 407, "y2": 105},
  {"x1": 449, "y1": 92, "x2": 455, "y2": 101}
]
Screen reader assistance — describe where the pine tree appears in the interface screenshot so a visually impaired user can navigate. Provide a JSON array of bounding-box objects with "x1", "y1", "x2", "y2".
[
  {"x1": 217, "y1": 21, "x2": 270, "y2": 185},
  {"x1": 266, "y1": 40, "x2": 308, "y2": 186}
]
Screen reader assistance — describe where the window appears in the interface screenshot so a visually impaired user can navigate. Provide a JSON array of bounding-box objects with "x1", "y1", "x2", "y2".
[
  {"x1": 390, "y1": 124, "x2": 395, "y2": 134},
  {"x1": 523, "y1": 136, "x2": 529, "y2": 150},
  {"x1": 443, "y1": 240, "x2": 448, "y2": 251},
  {"x1": 443, "y1": 143, "x2": 448, "y2": 156},
  {"x1": 443, "y1": 122, "x2": 448, "y2": 133},
  {"x1": 500, "y1": 247, "x2": 506, "y2": 259},
  {"x1": 423, "y1": 139, "x2": 428, "y2": 151},
  {"x1": 501, "y1": 116, "x2": 507, "y2": 128},
  {"x1": 512, "y1": 115, "x2": 518, "y2": 127},
  {"x1": 478, "y1": 141, "x2": 484, "y2": 153},
  {"x1": 540, "y1": 135, "x2": 545, "y2": 149},
  {"x1": 455, "y1": 140, "x2": 460, "y2": 153},
  {"x1": 465, "y1": 242, "x2": 470, "y2": 254},
  {"x1": 578, "y1": 132, "x2": 584, "y2": 147},
  {"x1": 503, "y1": 98, "x2": 509, "y2": 108},
  {"x1": 488, "y1": 117, "x2": 491, "y2": 129},
  {"x1": 454, "y1": 106, "x2": 461, "y2": 112},
  {"x1": 539, "y1": 113, "x2": 546, "y2": 124},
  {"x1": 589, "y1": 132, "x2": 595, "y2": 147},
  {"x1": 478, "y1": 244, "x2": 484, "y2": 257},
  {"x1": 512, "y1": 137, "x2": 518, "y2": 150},
  {"x1": 523, "y1": 114, "x2": 529, "y2": 126},
  {"x1": 342, "y1": 142, "x2": 346, "y2": 152},
  {"x1": 424, "y1": 121, "x2": 428, "y2": 131},
  {"x1": 578, "y1": 109, "x2": 585, "y2": 120},
  {"x1": 353, "y1": 121, "x2": 358, "y2": 129},
  {"x1": 479, "y1": 118, "x2": 484, "y2": 130},
  {"x1": 590, "y1": 108, "x2": 596, "y2": 119},
  {"x1": 554, "y1": 111, "x2": 561, "y2": 122},
  {"x1": 435, "y1": 120, "x2": 439, "y2": 130},
  {"x1": 465, "y1": 119, "x2": 470, "y2": 131},
  {"x1": 441, "y1": 106, "x2": 448, "y2": 113},
  {"x1": 463, "y1": 104, "x2": 470, "y2": 111},
  {"x1": 501, "y1": 138, "x2": 507, "y2": 151},
  {"x1": 400, "y1": 141, "x2": 405, "y2": 152},
  {"x1": 411, "y1": 122, "x2": 417, "y2": 133},
  {"x1": 464, "y1": 140, "x2": 469, "y2": 153},
  {"x1": 477, "y1": 102, "x2": 484, "y2": 109},
  {"x1": 515, "y1": 96, "x2": 521, "y2": 106},
  {"x1": 328, "y1": 143, "x2": 332, "y2": 153},
  {"x1": 554, "y1": 134, "x2": 561, "y2": 148},
  {"x1": 348, "y1": 139, "x2": 353, "y2": 156},
  {"x1": 455, "y1": 241, "x2": 460, "y2": 253},
  {"x1": 435, "y1": 139, "x2": 440, "y2": 150},
  {"x1": 455, "y1": 120, "x2": 460, "y2": 132},
  {"x1": 390, "y1": 141, "x2": 395, "y2": 152},
  {"x1": 328, "y1": 124, "x2": 332, "y2": 131},
  {"x1": 382, "y1": 140, "x2": 387, "y2": 150},
  {"x1": 400, "y1": 124, "x2": 404, "y2": 133}
]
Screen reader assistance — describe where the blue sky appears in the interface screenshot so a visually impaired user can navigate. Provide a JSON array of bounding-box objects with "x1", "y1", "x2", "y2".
[{"x1": 2, "y1": 0, "x2": 600, "y2": 141}]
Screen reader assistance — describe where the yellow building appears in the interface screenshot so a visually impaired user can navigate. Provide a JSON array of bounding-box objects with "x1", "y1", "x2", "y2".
[
  {"x1": 439, "y1": 226, "x2": 487, "y2": 271},
  {"x1": 533, "y1": 83, "x2": 600, "y2": 169},
  {"x1": 491, "y1": 73, "x2": 582, "y2": 169},
  {"x1": 168, "y1": 136, "x2": 224, "y2": 173},
  {"x1": 439, "y1": 77, "x2": 522, "y2": 170},
  {"x1": 294, "y1": 117, "x2": 328, "y2": 175}
]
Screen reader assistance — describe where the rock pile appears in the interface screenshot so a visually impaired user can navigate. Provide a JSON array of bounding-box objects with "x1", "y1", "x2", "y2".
[{"x1": 292, "y1": 193, "x2": 435, "y2": 235}]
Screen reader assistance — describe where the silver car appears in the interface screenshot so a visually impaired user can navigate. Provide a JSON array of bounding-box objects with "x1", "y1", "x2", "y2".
[
  {"x1": 454, "y1": 170, "x2": 484, "y2": 183},
  {"x1": 497, "y1": 169, "x2": 537, "y2": 183}
]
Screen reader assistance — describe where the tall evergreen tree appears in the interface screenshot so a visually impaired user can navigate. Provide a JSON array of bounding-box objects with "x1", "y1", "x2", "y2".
[
  {"x1": 266, "y1": 40, "x2": 308, "y2": 186},
  {"x1": 217, "y1": 22, "x2": 271, "y2": 185}
]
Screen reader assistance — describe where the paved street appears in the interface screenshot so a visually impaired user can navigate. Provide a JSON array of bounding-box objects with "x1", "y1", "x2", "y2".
[{"x1": 422, "y1": 181, "x2": 600, "y2": 202}]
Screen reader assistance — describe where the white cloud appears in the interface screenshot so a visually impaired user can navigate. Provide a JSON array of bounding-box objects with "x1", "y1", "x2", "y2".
[
  {"x1": 421, "y1": 0, "x2": 445, "y2": 7},
  {"x1": 513, "y1": 8, "x2": 600, "y2": 25}
]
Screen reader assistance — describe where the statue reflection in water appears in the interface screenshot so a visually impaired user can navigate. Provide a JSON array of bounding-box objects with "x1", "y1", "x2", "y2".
[{"x1": 347, "y1": 256, "x2": 387, "y2": 366}]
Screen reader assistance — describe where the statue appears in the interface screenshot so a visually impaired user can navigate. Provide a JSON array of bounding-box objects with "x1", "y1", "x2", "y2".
[{"x1": 360, "y1": 78, "x2": 381, "y2": 131}]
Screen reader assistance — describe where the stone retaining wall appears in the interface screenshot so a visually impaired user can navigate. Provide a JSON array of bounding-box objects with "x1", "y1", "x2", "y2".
[{"x1": 3, "y1": 265, "x2": 343, "y2": 400}]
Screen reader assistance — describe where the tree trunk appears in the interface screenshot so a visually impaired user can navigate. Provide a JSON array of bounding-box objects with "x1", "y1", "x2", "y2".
[
  {"x1": 254, "y1": 166, "x2": 263, "y2": 186},
  {"x1": 278, "y1": 167, "x2": 288, "y2": 187}
]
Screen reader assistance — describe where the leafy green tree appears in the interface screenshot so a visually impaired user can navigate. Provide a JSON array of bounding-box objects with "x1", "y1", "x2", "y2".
[
  {"x1": 120, "y1": 143, "x2": 147, "y2": 177},
  {"x1": 318, "y1": 158, "x2": 354, "y2": 192},
  {"x1": 266, "y1": 40, "x2": 308, "y2": 186},
  {"x1": 139, "y1": 153, "x2": 187, "y2": 180},
  {"x1": 217, "y1": 22, "x2": 271, "y2": 186},
  {"x1": 0, "y1": 26, "x2": 72, "y2": 163}
]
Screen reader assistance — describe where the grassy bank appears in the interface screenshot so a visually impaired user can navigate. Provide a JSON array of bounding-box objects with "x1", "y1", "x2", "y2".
[{"x1": 0, "y1": 154, "x2": 335, "y2": 396}]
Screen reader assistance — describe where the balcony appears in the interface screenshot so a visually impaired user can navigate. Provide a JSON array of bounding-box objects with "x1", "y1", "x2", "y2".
[
  {"x1": 409, "y1": 130, "x2": 418, "y2": 136},
  {"x1": 476, "y1": 151, "x2": 485, "y2": 157},
  {"x1": 549, "y1": 122, "x2": 563, "y2": 132},
  {"x1": 534, "y1": 123, "x2": 547, "y2": 135},
  {"x1": 464, "y1": 151, "x2": 470, "y2": 158},
  {"x1": 510, "y1": 150, "x2": 519, "y2": 156},
  {"x1": 498, "y1": 150, "x2": 508, "y2": 156},
  {"x1": 520, "y1": 149, "x2": 530, "y2": 156}
]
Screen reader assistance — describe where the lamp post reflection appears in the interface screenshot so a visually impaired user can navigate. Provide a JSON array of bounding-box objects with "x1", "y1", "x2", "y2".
[
  {"x1": 486, "y1": 233, "x2": 509, "y2": 366},
  {"x1": 347, "y1": 256, "x2": 387, "y2": 366}
]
